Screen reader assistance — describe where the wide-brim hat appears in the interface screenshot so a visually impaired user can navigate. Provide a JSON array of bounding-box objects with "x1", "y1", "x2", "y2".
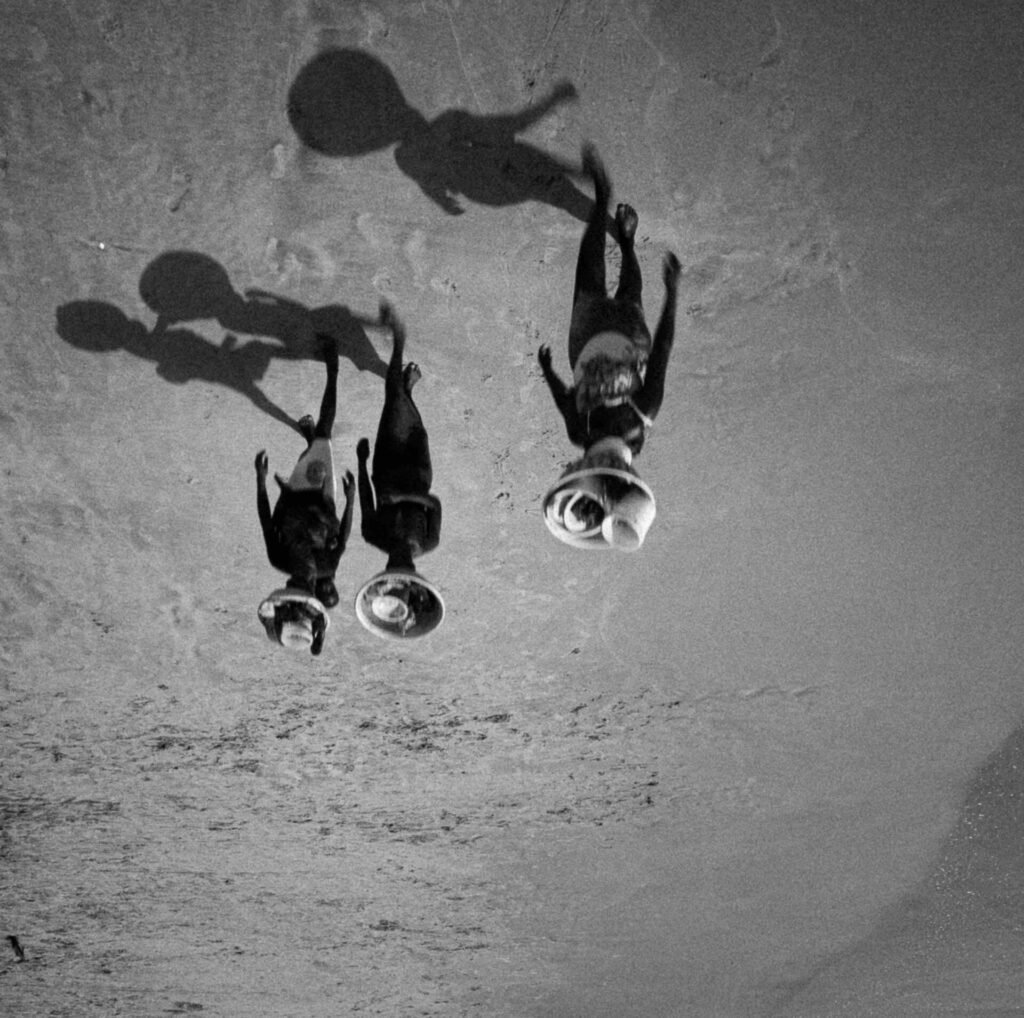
[
  {"x1": 543, "y1": 464, "x2": 656, "y2": 551},
  {"x1": 354, "y1": 569, "x2": 445, "y2": 639},
  {"x1": 258, "y1": 587, "x2": 330, "y2": 647}
]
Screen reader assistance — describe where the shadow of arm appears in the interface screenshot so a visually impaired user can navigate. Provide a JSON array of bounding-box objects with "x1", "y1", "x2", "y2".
[
  {"x1": 356, "y1": 440, "x2": 381, "y2": 546},
  {"x1": 255, "y1": 452, "x2": 280, "y2": 562}
]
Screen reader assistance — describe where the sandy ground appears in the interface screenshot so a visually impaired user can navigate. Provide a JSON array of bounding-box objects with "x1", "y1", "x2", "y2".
[{"x1": 3, "y1": 1, "x2": 1024, "y2": 1015}]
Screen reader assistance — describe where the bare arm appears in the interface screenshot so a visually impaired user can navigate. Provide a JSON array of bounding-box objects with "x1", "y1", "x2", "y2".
[
  {"x1": 538, "y1": 343, "x2": 576, "y2": 418},
  {"x1": 425, "y1": 497, "x2": 442, "y2": 552},
  {"x1": 255, "y1": 450, "x2": 275, "y2": 550},
  {"x1": 538, "y1": 344, "x2": 590, "y2": 445},
  {"x1": 634, "y1": 253, "x2": 680, "y2": 420},
  {"x1": 339, "y1": 470, "x2": 355, "y2": 550},
  {"x1": 356, "y1": 438, "x2": 379, "y2": 545}
]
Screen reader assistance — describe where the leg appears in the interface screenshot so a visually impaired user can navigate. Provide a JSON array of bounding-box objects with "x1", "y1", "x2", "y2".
[
  {"x1": 613, "y1": 203, "x2": 643, "y2": 305},
  {"x1": 635, "y1": 253, "x2": 681, "y2": 421},
  {"x1": 572, "y1": 144, "x2": 612, "y2": 304},
  {"x1": 374, "y1": 303, "x2": 432, "y2": 492},
  {"x1": 403, "y1": 362, "x2": 422, "y2": 393},
  {"x1": 313, "y1": 333, "x2": 339, "y2": 439}
]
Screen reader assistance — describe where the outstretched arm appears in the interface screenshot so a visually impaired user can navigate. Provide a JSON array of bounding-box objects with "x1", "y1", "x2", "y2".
[
  {"x1": 255, "y1": 450, "x2": 275, "y2": 550},
  {"x1": 356, "y1": 438, "x2": 379, "y2": 545},
  {"x1": 339, "y1": 470, "x2": 355, "y2": 550},
  {"x1": 492, "y1": 80, "x2": 578, "y2": 135},
  {"x1": 538, "y1": 344, "x2": 586, "y2": 441},
  {"x1": 635, "y1": 253, "x2": 681, "y2": 420}
]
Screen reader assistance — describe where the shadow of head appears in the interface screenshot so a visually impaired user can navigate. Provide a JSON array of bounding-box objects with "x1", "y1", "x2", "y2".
[
  {"x1": 287, "y1": 47, "x2": 420, "y2": 156},
  {"x1": 139, "y1": 250, "x2": 240, "y2": 324},
  {"x1": 55, "y1": 298, "x2": 270, "y2": 386},
  {"x1": 56, "y1": 300, "x2": 147, "y2": 352},
  {"x1": 285, "y1": 47, "x2": 593, "y2": 222}
]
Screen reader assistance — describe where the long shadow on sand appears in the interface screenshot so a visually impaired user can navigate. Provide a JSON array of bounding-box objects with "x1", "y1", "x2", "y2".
[
  {"x1": 287, "y1": 47, "x2": 601, "y2": 224},
  {"x1": 56, "y1": 250, "x2": 385, "y2": 433}
]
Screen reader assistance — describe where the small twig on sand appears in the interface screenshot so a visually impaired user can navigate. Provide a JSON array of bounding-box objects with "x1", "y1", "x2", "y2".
[{"x1": 75, "y1": 236, "x2": 148, "y2": 254}]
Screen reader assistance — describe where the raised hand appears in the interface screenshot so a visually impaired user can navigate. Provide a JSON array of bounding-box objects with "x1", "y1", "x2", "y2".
[{"x1": 663, "y1": 251, "x2": 681, "y2": 290}]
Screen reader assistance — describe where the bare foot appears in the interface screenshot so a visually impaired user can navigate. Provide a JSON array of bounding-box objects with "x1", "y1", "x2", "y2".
[
  {"x1": 403, "y1": 362, "x2": 421, "y2": 393},
  {"x1": 616, "y1": 203, "x2": 638, "y2": 245},
  {"x1": 379, "y1": 300, "x2": 406, "y2": 357}
]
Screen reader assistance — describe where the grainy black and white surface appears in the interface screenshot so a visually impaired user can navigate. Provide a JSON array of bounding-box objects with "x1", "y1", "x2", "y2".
[{"x1": 2, "y1": 2, "x2": 1024, "y2": 1015}]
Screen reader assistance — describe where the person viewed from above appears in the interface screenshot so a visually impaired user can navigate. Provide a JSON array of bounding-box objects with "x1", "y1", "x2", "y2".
[
  {"x1": 536, "y1": 143, "x2": 681, "y2": 551},
  {"x1": 255, "y1": 333, "x2": 354, "y2": 653},
  {"x1": 538, "y1": 142, "x2": 681, "y2": 464},
  {"x1": 354, "y1": 302, "x2": 443, "y2": 638},
  {"x1": 356, "y1": 301, "x2": 441, "y2": 571}
]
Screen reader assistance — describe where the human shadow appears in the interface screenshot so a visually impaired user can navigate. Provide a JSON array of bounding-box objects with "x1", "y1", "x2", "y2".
[
  {"x1": 56, "y1": 250, "x2": 386, "y2": 433},
  {"x1": 287, "y1": 47, "x2": 606, "y2": 226}
]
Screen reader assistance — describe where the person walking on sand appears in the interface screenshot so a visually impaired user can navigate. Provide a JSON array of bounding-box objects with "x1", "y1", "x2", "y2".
[
  {"x1": 354, "y1": 302, "x2": 444, "y2": 638},
  {"x1": 255, "y1": 334, "x2": 354, "y2": 654},
  {"x1": 537, "y1": 143, "x2": 681, "y2": 551}
]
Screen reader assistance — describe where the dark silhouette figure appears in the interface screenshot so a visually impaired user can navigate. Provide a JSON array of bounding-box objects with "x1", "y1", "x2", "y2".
[
  {"x1": 255, "y1": 335, "x2": 354, "y2": 655},
  {"x1": 286, "y1": 48, "x2": 593, "y2": 221},
  {"x1": 538, "y1": 144, "x2": 681, "y2": 459},
  {"x1": 56, "y1": 299, "x2": 303, "y2": 430},
  {"x1": 56, "y1": 252, "x2": 385, "y2": 433},
  {"x1": 356, "y1": 302, "x2": 441, "y2": 573},
  {"x1": 138, "y1": 251, "x2": 386, "y2": 379}
]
